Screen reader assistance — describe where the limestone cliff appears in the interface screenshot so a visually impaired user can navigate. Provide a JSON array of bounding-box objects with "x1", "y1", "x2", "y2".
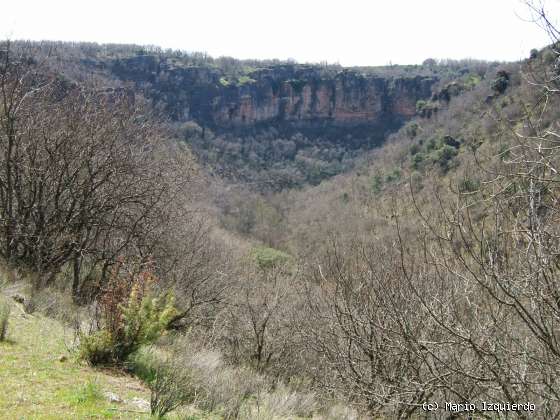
[{"x1": 107, "y1": 56, "x2": 437, "y2": 131}]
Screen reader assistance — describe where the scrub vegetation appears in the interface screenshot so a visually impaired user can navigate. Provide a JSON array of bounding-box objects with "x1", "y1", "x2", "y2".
[{"x1": 1, "y1": 3, "x2": 560, "y2": 418}]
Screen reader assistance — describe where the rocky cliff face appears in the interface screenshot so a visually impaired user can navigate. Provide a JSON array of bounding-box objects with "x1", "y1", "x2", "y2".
[{"x1": 107, "y1": 56, "x2": 437, "y2": 131}]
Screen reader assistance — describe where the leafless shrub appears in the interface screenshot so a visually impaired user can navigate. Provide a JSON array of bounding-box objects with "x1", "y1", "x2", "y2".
[
  {"x1": 0, "y1": 40, "x2": 192, "y2": 301},
  {"x1": 170, "y1": 335, "x2": 266, "y2": 419},
  {"x1": 389, "y1": 10, "x2": 560, "y2": 416},
  {"x1": 215, "y1": 259, "x2": 312, "y2": 380},
  {"x1": 301, "y1": 236, "x2": 438, "y2": 418},
  {"x1": 149, "y1": 357, "x2": 193, "y2": 418},
  {"x1": 154, "y1": 212, "x2": 231, "y2": 331}
]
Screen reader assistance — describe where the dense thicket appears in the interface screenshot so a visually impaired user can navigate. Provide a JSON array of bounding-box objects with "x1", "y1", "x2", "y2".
[
  {"x1": 0, "y1": 41, "x2": 230, "y2": 329},
  {"x1": 0, "y1": 43, "x2": 167, "y2": 294}
]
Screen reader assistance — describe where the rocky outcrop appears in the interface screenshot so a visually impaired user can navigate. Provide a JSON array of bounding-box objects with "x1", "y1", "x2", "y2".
[{"x1": 107, "y1": 56, "x2": 437, "y2": 131}]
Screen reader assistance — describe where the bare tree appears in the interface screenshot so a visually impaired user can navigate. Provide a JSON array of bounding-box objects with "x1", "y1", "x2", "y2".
[
  {"x1": 0, "y1": 41, "x2": 187, "y2": 300},
  {"x1": 391, "y1": 11, "x2": 560, "y2": 414},
  {"x1": 217, "y1": 263, "x2": 301, "y2": 375}
]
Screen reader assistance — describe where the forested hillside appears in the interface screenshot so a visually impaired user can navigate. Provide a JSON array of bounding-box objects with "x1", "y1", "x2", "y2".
[
  {"x1": 1, "y1": 3, "x2": 560, "y2": 419},
  {"x1": 25, "y1": 40, "x2": 499, "y2": 189}
]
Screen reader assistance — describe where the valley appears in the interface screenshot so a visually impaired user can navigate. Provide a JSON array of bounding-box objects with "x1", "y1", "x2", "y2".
[{"x1": 1, "y1": 2, "x2": 560, "y2": 419}]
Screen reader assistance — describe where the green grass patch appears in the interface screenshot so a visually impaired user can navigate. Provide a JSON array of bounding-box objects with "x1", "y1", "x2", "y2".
[
  {"x1": 62, "y1": 379, "x2": 103, "y2": 405},
  {"x1": 0, "y1": 298, "x2": 153, "y2": 419}
]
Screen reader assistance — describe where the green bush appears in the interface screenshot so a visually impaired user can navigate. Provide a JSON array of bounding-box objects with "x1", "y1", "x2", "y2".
[
  {"x1": 530, "y1": 48, "x2": 539, "y2": 60},
  {"x1": 405, "y1": 122, "x2": 419, "y2": 139},
  {"x1": 425, "y1": 137, "x2": 439, "y2": 152},
  {"x1": 78, "y1": 330, "x2": 115, "y2": 365},
  {"x1": 491, "y1": 70, "x2": 510, "y2": 94},
  {"x1": 79, "y1": 292, "x2": 177, "y2": 365},
  {"x1": 385, "y1": 168, "x2": 401, "y2": 183},
  {"x1": 459, "y1": 177, "x2": 481, "y2": 193},
  {"x1": 371, "y1": 174, "x2": 383, "y2": 193},
  {"x1": 464, "y1": 74, "x2": 481, "y2": 89},
  {"x1": 78, "y1": 263, "x2": 178, "y2": 365},
  {"x1": 412, "y1": 153, "x2": 424, "y2": 170},
  {"x1": 434, "y1": 145, "x2": 458, "y2": 170},
  {"x1": 416, "y1": 100, "x2": 427, "y2": 113},
  {"x1": 0, "y1": 298, "x2": 10, "y2": 341},
  {"x1": 128, "y1": 346, "x2": 159, "y2": 383},
  {"x1": 250, "y1": 246, "x2": 291, "y2": 270}
]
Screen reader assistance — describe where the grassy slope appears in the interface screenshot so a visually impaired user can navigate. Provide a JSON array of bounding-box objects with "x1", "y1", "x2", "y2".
[{"x1": 0, "y1": 297, "x2": 153, "y2": 419}]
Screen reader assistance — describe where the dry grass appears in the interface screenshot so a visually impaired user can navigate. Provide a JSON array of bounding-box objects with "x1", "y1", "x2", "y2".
[
  {"x1": 239, "y1": 383, "x2": 317, "y2": 419},
  {"x1": 129, "y1": 334, "x2": 360, "y2": 419},
  {"x1": 23, "y1": 286, "x2": 81, "y2": 327}
]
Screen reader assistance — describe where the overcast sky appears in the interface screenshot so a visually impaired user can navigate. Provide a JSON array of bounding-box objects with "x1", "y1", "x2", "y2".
[{"x1": 3, "y1": 0, "x2": 560, "y2": 66}]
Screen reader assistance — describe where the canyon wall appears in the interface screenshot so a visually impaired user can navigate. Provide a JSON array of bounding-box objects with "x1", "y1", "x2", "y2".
[{"x1": 107, "y1": 55, "x2": 437, "y2": 131}]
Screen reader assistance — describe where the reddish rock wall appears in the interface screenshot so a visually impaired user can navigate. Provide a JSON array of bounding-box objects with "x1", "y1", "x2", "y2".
[{"x1": 109, "y1": 58, "x2": 437, "y2": 129}]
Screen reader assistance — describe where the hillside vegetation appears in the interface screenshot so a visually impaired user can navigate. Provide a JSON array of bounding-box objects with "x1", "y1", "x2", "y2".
[
  {"x1": 1, "y1": 4, "x2": 560, "y2": 419},
  {"x1": 26, "y1": 39, "x2": 499, "y2": 190}
]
